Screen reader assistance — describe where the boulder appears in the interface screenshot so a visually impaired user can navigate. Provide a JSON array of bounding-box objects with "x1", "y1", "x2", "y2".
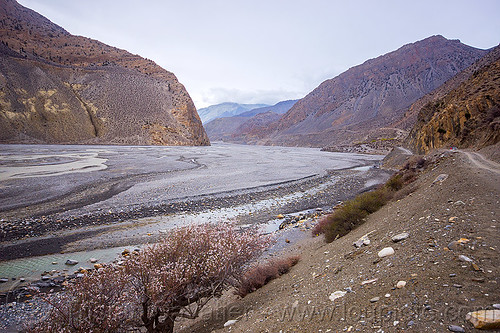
[{"x1": 466, "y1": 310, "x2": 500, "y2": 329}]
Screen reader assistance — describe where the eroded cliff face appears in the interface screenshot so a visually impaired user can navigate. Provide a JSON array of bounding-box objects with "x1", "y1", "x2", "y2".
[
  {"x1": 408, "y1": 46, "x2": 500, "y2": 154},
  {"x1": 253, "y1": 36, "x2": 487, "y2": 149},
  {"x1": 0, "y1": 0, "x2": 209, "y2": 145}
]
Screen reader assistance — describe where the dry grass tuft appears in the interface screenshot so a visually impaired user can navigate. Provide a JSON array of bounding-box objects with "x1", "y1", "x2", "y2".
[{"x1": 235, "y1": 256, "x2": 300, "y2": 298}]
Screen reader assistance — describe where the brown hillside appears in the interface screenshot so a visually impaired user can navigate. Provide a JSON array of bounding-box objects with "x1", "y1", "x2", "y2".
[
  {"x1": 408, "y1": 45, "x2": 500, "y2": 154},
  {"x1": 0, "y1": 0, "x2": 209, "y2": 145},
  {"x1": 256, "y1": 36, "x2": 487, "y2": 149}
]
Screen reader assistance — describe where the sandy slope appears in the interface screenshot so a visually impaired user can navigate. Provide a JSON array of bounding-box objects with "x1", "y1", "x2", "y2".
[{"x1": 182, "y1": 149, "x2": 500, "y2": 333}]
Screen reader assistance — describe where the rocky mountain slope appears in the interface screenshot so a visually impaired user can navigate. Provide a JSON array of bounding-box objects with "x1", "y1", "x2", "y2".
[
  {"x1": 407, "y1": 45, "x2": 500, "y2": 153},
  {"x1": 198, "y1": 102, "x2": 269, "y2": 124},
  {"x1": 0, "y1": 0, "x2": 209, "y2": 145},
  {"x1": 204, "y1": 100, "x2": 297, "y2": 142},
  {"x1": 253, "y1": 36, "x2": 487, "y2": 149}
]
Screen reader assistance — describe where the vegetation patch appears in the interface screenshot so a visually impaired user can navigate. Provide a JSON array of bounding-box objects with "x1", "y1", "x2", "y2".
[
  {"x1": 314, "y1": 156, "x2": 428, "y2": 242},
  {"x1": 235, "y1": 256, "x2": 300, "y2": 298}
]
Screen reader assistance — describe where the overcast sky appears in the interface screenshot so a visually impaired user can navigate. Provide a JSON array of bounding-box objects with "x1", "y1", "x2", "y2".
[{"x1": 18, "y1": 0, "x2": 500, "y2": 109}]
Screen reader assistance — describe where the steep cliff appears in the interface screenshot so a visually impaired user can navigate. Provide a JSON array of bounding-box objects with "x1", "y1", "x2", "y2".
[
  {"x1": 256, "y1": 36, "x2": 487, "y2": 149},
  {"x1": 407, "y1": 45, "x2": 500, "y2": 153},
  {"x1": 0, "y1": 0, "x2": 209, "y2": 145}
]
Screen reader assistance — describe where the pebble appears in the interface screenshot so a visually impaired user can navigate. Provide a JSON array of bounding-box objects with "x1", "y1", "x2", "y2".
[
  {"x1": 385, "y1": 293, "x2": 391, "y2": 298},
  {"x1": 89, "y1": 258, "x2": 98, "y2": 263},
  {"x1": 224, "y1": 319, "x2": 238, "y2": 327},
  {"x1": 370, "y1": 297, "x2": 380, "y2": 303},
  {"x1": 396, "y1": 280, "x2": 406, "y2": 289},
  {"x1": 453, "y1": 284, "x2": 463, "y2": 288},
  {"x1": 449, "y1": 273, "x2": 457, "y2": 277},
  {"x1": 0, "y1": 278, "x2": 8, "y2": 283},
  {"x1": 407, "y1": 320, "x2": 414, "y2": 326},
  {"x1": 65, "y1": 259, "x2": 78, "y2": 266},
  {"x1": 378, "y1": 247, "x2": 395, "y2": 258},
  {"x1": 391, "y1": 232, "x2": 409, "y2": 242},
  {"x1": 458, "y1": 255, "x2": 473, "y2": 262},
  {"x1": 493, "y1": 304, "x2": 500, "y2": 310},
  {"x1": 329, "y1": 291, "x2": 347, "y2": 302},
  {"x1": 448, "y1": 325, "x2": 465, "y2": 332}
]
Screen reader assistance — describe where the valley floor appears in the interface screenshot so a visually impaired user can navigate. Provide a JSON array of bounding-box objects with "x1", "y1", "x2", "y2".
[{"x1": 180, "y1": 149, "x2": 500, "y2": 333}]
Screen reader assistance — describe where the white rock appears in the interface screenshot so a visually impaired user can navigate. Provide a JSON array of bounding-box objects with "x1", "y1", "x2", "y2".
[
  {"x1": 458, "y1": 255, "x2": 473, "y2": 262},
  {"x1": 391, "y1": 232, "x2": 409, "y2": 242},
  {"x1": 89, "y1": 258, "x2": 98, "y2": 263},
  {"x1": 378, "y1": 247, "x2": 395, "y2": 258},
  {"x1": 329, "y1": 290, "x2": 347, "y2": 302},
  {"x1": 224, "y1": 319, "x2": 238, "y2": 327},
  {"x1": 396, "y1": 280, "x2": 407, "y2": 288}
]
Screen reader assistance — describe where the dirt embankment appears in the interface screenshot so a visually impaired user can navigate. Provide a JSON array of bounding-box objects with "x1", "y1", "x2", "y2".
[{"x1": 181, "y1": 149, "x2": 499, "y2": 333}]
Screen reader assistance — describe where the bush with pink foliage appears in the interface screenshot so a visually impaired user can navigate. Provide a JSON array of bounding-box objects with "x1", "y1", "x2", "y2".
[{"x1": 29, "y1": 223, "x2": 271, "y2": 333}]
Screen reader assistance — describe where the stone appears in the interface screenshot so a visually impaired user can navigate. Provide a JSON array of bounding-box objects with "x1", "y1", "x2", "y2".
[
  {"x1": 432, "y1": 173, "x2": 448, "y2": 184},
  {"x1": 354, "y1": 238, "x2": 364, "y2": 248},
  {"x1": 471, "y1": 263, "x2": 481, "y2": 271},
  {"x1": 396, "y1": 280, "x2": 407, "y2": 289},
  {"x1": 361, "y1": 278, "x2": 378, "y2": 285},
  {"x1": 493, "y1": 304, "x2": 500, "y2": 310},
  {"x1": 41, "y1": 276, "x2": 50, "y2": 281},
  {"x1": 277, "y1": 214, "x2": 284, "y2": 219},
  {"x1": 407, "y1": 320, "x2": 415, "y2": 326},
  {"x1": 122, "y1": 249, "x2": 130, "y2": 256},
  {"x1": 370, "y1": 297, "x2": 380, "y2": 303},
  {"x1": 392, "y1": 232, "x2": 409, "y2": 242},
  {"x1": 65, "y1": 259, "x2": 78, "y2": 265},
  {"x1": 94, "y1": 263, "x2": 103, "y2": 269},
  {"x1": 329, "y1": 290, "x2": 347, "y2": 302},
  {"x1": 0, "y1": 278, "x2": 9, "y2": 283},
  {"x1": 378, "y1": 247, "x2": 395, "y2": 258},
  {"x1": 448, "y1": 325, "x2": 465, "y2": 332},
  {"x1": 385, "y1": 293, "x2": 391, "y2": 298},
  {"x1": 89, "y1": 258, "x2": 98, "y2": 263},
  {"x1": 466, "y1": 310, "x2": 500, "y2": 329},
  {"x1": 52, "y1": 262, "x2": 58, "y2": 265},
  {"x1": 224, "y1": 319, "x2": 238, "y2": 327},
  {"x1": 458, "y1": 255, "x2": 473, "y2": 262}
]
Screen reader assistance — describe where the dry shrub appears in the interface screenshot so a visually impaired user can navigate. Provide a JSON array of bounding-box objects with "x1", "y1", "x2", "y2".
[
  {"x1": 28, "y1": 223, "x2": 271, "y2": 333},
  {"x1": 235, "y1": 256, "x2": 300, "y2": 298},
  {"x1": 316, "y1": 154, "x2": 431, "y2": 243},
  {"x1": 26, "y1": 266, "x2": 136, "y2": 333}
]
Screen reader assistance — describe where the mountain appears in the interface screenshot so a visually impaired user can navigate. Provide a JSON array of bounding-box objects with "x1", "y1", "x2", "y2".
[
  {"x1": 407, "y1": 44, "x2": 500, "y2": 154},
  {"x1": 204, "y1": 100, "x2": 297, "y2": 142},
  {"x1": 0, "y1": 0, "x2": 209, "y2": 146},
  {"x1": 198, "y1": 102, "x2": 269, "y2": 124},
  {"x1": 253, "y1": 36, "x2": 487, "y2": 149}
]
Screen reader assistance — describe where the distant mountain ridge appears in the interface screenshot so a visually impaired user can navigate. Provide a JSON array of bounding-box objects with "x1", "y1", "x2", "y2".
[
  {"x1": 0, "y1": 0, "x2": 209, "y2": 145},
  {"x1": 204, "y1": 100, "x2": 297, "y2": 141},
  {"x1": 246, "y1": 36, "x2": 487, "y2": 149},
  {"x1": 198, "y1": 102, "x2": 269, "y2": 124}
]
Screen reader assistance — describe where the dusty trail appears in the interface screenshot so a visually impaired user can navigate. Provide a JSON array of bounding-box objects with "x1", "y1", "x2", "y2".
[{"x1": 460, "y1": 150, "x2": 500, "y2": 174}]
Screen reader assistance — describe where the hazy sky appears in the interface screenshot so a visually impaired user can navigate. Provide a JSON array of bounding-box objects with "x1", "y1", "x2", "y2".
[{"x1": 17, "y1": 0, "x2": 500, "y2": 109}]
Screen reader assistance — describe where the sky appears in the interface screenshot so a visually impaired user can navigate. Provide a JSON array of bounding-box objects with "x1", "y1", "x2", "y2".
[{"x1": 17, "y1": 0, "x2": 500, "y2": 109}]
